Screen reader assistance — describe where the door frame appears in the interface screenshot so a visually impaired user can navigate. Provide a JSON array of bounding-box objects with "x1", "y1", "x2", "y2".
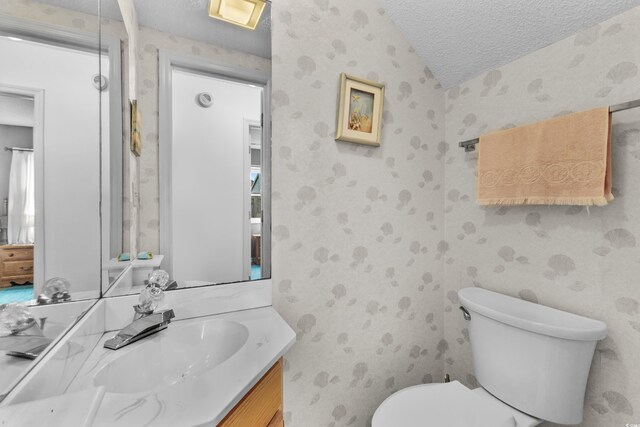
[
  {"x1": 244, "y1": 118, "x2": 262, "y2": 280},
  {"x1": 158, "y1": 51, "x2": 272, "y2": 283}
]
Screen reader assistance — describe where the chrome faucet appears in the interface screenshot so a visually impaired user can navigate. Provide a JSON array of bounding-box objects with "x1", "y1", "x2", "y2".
[
  {"x1": 103, "y1": 309, "x2": 175, "y2": 350},
  {"x1": 104, "y1": 274, "x2": 175, "y2": 350}
]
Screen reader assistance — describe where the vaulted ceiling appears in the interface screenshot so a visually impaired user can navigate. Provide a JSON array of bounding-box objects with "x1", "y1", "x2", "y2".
[{"x1": 378, "y1": 0, "x2": 640, "y2": 87}]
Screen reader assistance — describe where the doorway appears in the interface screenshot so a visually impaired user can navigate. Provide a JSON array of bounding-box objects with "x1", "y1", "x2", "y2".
[{"x1": 159, "y1": 53, "x2": 272, "y2": 287}]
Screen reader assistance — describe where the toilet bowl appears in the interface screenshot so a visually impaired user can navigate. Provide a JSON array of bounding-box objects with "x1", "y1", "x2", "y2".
[
  {"x1": 372, "y1": 287, "x2": 607, "y2": 426},
  {"x1": 372, "y1": 381, "x2": 541, "y2": 427}
]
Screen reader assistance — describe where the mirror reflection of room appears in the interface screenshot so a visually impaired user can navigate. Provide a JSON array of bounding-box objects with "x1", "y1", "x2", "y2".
[
  {"x1": 154, "y1": 2, "x2": 272, "y2": 290},
  {"x1": 170, "y1": 71, "x2": 265, "y2": 286},
  {"x1": 101, "y1": 0, "x2": 273, "y2": 296},
  {"x1": 0, "y1": 31, "x2": 107, "y2": 304},
  {"x1": 0, "y1": 94, "x2": 34, "y2": 305},
  {"x1": 0, "y1": 0, "x2": 107, "y2": 401}
]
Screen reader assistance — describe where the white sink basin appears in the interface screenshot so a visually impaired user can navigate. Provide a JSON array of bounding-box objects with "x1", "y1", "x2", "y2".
[
  {"x1": 94, "y1": 319, "x2": 249, "y2": 394},
  {"x1": 55, "y1": 307, "x2": 296, "y2": 427}
]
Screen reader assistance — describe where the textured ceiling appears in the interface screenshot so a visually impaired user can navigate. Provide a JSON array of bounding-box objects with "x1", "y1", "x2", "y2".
[
  {"x1": 35, "y1": 0, "x2": 271, "y2": 58},
  {"x1": 378, "y1": 0, "x2": 640, "y2": 88}
]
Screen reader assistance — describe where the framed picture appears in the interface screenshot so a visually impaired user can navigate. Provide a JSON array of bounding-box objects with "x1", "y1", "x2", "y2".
[
  {"x1": 335, "y1": 73, "x2": 385, "y2": 146},
  {"x1": 130, "y1": 99, "x2": 141, "y2": 157}
]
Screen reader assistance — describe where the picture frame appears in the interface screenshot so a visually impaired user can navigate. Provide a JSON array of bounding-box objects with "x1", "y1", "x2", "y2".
[
  {"x1": 130, "y1": 99, "x2": 141, "y2": 157},
  {"x1": 335, "y1": 73, "x2": 385, "y2": 147}
]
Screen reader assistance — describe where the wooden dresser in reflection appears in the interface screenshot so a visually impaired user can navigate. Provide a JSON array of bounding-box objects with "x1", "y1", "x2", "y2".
[{"x1": 0, "y1": 244, "x2": 34, "y2": 288}]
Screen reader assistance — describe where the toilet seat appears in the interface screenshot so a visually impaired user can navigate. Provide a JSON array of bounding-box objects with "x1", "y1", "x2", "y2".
[{"x1": 372, "y1": 381, "x2": 540, "y2": 427}]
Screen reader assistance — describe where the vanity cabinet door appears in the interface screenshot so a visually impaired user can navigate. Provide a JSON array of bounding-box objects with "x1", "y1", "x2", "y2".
[{"x1": 218, "y1": 358, "x2": 283, "y2": 427}]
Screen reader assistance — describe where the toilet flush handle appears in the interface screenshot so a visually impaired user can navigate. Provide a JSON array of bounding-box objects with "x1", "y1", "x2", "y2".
[{"x1": 459, "y1": 306, "x2": 471, "y2": 321}]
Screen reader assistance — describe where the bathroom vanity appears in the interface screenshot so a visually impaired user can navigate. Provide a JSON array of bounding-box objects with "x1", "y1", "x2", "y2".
[
  {"x1": 1, "y1": 283, "x2": 293, "y2": 427},
  {"x1": 217, "y1": 359, "x2": 283, "y2": 427}
]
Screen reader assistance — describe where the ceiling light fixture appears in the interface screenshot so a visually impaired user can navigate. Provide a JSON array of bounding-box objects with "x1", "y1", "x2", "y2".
[{"x1": 208, "y1": 0, "x2": 266, "y2": 30}]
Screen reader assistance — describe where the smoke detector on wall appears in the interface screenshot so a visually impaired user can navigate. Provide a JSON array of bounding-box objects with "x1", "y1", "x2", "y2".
[
  {"x1": 92, "y1": 74, "x2": 108, "y2": 91},
  {"x1": 197, "y1": 92, "x2": 213, "y2": 108}
]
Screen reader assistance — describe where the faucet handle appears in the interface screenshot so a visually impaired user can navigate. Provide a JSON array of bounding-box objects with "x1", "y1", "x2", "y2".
[
  {"x1": 0, "y1": 303, "x2": 37, "y2": 335},
  {"x1": 42, "y1": 278, "x2": 72, "y2": 303},
  {"x1": 136, "y1": 284, "x2": 165, "y2": 313},
  {"x1": 148, "y1": 270, "x2": 169, "y2": 289}
]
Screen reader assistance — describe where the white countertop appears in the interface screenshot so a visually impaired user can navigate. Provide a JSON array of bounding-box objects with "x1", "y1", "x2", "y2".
[
  {"x1": 0, "y1": 353, "x2": 32, "y2": 398},
  {"x1": 0, "y1": 387, "x2": 105, "y2": 426},
  {"x1": 0, "y1": 300, "x2": 94, "y2": 397},
  {"x1": 66, "y1": 306, "x2": 295, "y2": 426}
]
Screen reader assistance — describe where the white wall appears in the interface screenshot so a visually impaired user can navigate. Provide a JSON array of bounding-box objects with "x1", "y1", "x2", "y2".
[
  {"x1": 0, "y1": 94, "x2": 34, "y2": 127},
  {"x1": 171, "y1": 69, "x2": 261, "y2": 284},
  {"x1": 0, "y1": 37, "x2": 104, "y2": 299}
]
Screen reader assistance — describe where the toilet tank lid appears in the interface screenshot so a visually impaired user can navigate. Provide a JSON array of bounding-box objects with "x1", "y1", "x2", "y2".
[{"x1": 458, "y1": 287, "x2": 607, "y2": 341}]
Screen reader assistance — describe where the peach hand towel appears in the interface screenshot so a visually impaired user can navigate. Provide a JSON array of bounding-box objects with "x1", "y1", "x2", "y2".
[{"x1": 477, "y1": 107, "x2": 612, "y2": 206}]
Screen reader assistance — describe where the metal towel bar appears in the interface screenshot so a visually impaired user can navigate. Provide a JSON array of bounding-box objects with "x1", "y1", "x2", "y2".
[{"x1": 458, "y1": 98, "x2": 640, "y2": 152}]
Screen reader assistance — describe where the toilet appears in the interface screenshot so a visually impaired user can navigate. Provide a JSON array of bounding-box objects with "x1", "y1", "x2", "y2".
[{"x1": 373, "y1": 287, "x2": 608, "y2": 427}]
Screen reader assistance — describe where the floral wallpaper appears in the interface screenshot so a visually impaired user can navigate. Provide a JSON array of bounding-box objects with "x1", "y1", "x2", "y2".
[
  {"x1": 273, "y1": 1, "x2": 640, "y2": 426},
  {"x1": 270, "y1": 1, "x2": 446, "y2": 425},
  {"x1": 0, "y1": 0, "x2": 100, "y2": 31},
  {"x1": 443, "y1": 6, "x2": 640, "y2": 427}
]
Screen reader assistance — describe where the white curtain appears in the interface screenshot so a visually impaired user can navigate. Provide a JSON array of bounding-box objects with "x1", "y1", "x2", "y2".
[{"x1": 7, "y1": 150, "x2": 35, "y2": 244}]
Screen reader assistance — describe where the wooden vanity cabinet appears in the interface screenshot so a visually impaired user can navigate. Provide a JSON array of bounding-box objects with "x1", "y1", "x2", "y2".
[
  {"x1": 218, "y1": 358, "x2": 283, "y2": 427},
  {"x1": 0, "y1": 244, "x2": 34, "y2": 288}
]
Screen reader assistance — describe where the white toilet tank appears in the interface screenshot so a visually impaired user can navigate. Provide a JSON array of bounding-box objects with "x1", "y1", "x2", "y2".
[{"x1": 458, "y1": 287, "x2": 607, "y2": 425}]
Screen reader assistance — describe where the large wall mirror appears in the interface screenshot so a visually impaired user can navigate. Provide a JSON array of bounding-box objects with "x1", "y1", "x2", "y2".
[
  {"x1": 0, "y1": 0, "x2": 271, "y2": 400},
  {"x1": 0, "y1": 0, "x2": 117, "y2": 399},
  {"x1": 103, "y1": 0, "x2": 272, "y2": 297}
]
